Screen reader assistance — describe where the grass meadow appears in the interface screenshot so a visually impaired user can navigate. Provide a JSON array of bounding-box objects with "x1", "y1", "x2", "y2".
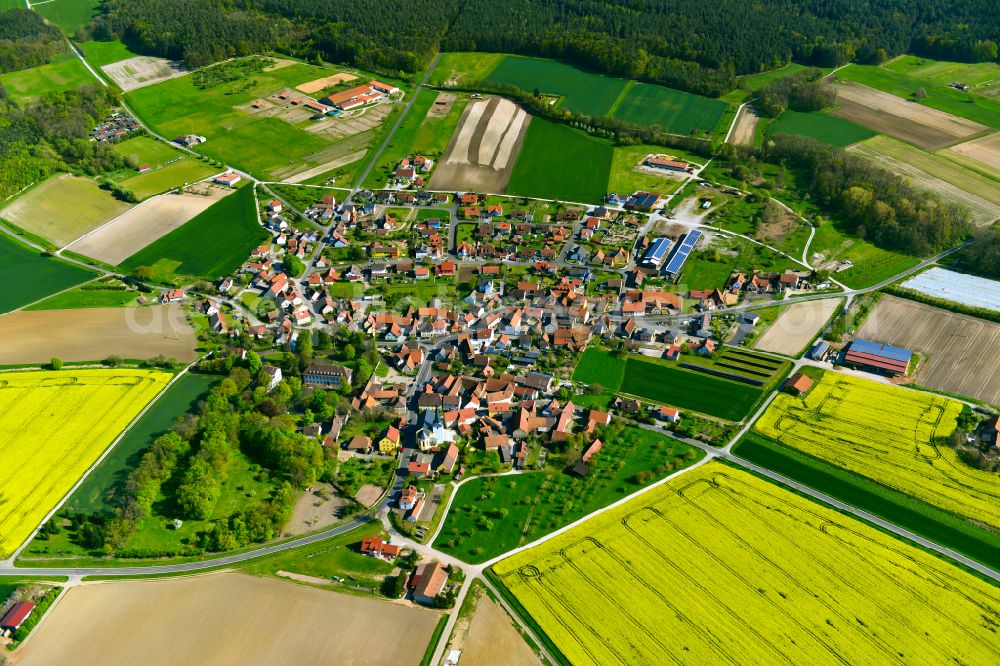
[
  {"x1": 808, "y1": 220, "x2": 922, "y2": 288},
  {"x1": 78, "y1": 40, "x2": 139, "y2": 68},
  {"x1": 0, "y1": 234, "x2": 95, "y2": 314},
  {"x1": 612, "y1": 82, "x2": 728, "y2": 136},
  {"x1": 435, "y1": 425, "x2": 703, "y2": 563},
  {"x1": 836, "y1": 63, "x2": 1000, "y2": 128},
  {"x1": 33, "y1": 0, "x2": 101, "y2": 36},
  {"x1": 122, "y1": 184, "x2": 267, "y2": 282},
  {"x1": 492, "y1": 463, "x2": 1000, "y2": 665},
  {"x1": 765, "y1": 110, "x2": 876, "y2": 147},
  {"x1": 608, "y1": 144, "x2": 700, "y2": 195},
  {"x1": 506, "y1": 118, "x2": 612, "y2": 203},
  {"x1": 0, "y1": 52, "x2": 94, "y2": 105},
  {"x1": 111, "y1": 136, "x2": 217, "y2": 199}
]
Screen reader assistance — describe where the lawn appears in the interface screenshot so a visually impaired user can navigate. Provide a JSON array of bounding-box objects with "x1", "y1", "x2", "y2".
[
  {"x1": 0, "y1": 52, "x2": 94, "y2": 105},
  {"x1": 491, "y1": 463, "x2": 1000, "y2": 665},
  {"x1": 430, "y1": 52, "x2": 506, "y2": 86},
  {"x1": 506, "y1": 118, "x2": 612, "y2": 203},
  {"x1": 765, "y1": 110, "x2": 876, "y2": 147},
  {"x1": 612, "y1": 82, "x2": 729, "y2": 137},
  {"x1": 78, "y1": 40, "x2": 139, "y2": 68},
  {"x1": 835, "y1": 63, "x2": 1000, "y2": 129},
  {"x1": 0, "y1": 173, "x2": 132, "y2": 247},
  {"x1": 608, "y1": 144, "x2": 695, "y2": 195},
  {"x1": 25, "y1": 283, "x2": 141, "y2": 310},
  {"x1": 0, "y1": 369, "x2": 171, "y2": 558},
  {"x1": 435, "y1": 425, "x2": 704, "y2": 563},
  {"x1": 486, "y1": 55, "x2": 628, "y2": 117},
  {"x1": 124, "y1": 57, "x2": 371, "y2": 179},
  {"x1": 121, "y1": 184, "x2": 268, "y2": 282},
  {"x1": 809, "y1": 220, "x2": 921, "y2": 288},
  {"x1": 754, "y1": 370, "x2": 1000, "y2": 530},
  {"x1": 0, "y1": 234, "x2": 95, "y2": 314},
  {"x1": 63, "y1": 373, "x2": 218, "y2": 514},
  {"x1": 734, "y1": 432, "x2": 1000, "y2": 571},
  {"x1": 33, "y1": 0, "x2": 100, "y2": 36}
]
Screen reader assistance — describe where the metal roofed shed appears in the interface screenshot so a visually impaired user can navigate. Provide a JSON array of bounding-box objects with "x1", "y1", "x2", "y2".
[
  {"x1": 842, "y1": 339, "x2": 913, "y2": 376},
  {"x1": 663, "y1": 229, "x2": 702, "y2": 275}
]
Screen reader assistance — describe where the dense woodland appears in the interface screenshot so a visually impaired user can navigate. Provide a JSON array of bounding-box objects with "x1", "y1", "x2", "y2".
[
  {"x1": 756, "y1": 69, "x2": 838, "y2": 118},
  {"x1": 0, "y1": 85, "x2": 125, "y2": 200},
  {"x1": 0, "y1": 9, "x2": 66, "y2": 74},
  {"x1": 956, "y1": 229, "x2": 1000, "y2": 279},
  {"x1": 89, "y1": 0, "x2": 1000, "y2": 95}
]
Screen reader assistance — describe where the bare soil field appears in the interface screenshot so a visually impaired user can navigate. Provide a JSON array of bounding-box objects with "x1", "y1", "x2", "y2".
[
  {"x1": 832, "y1": 82, "x2": 988, "y2": 150},
  {"x1": 946, "y1": 131, "x2": 1000, "y2": 176},
  {"x1": 15, "y1": 573, "x2": 439, "y2": 666},
  {"x1": 452, "y1": 589, "x2": 539, "y2": 666},
  {"x1": 847, "y1": 142, "x2": 1000, "y2": 226},
  {"x1": 67, "y1": 186, "x2": 232, "y2": 264},
  {"x1": 296, "y1": 72, "x2": 357, "y2": 94},
  {"x1": 729, "y1": 105, "x2": 760, "y2": 146},
  {"x1": 429, "y1": 92, "x2": 456, "y2": 118},
  {"x1": 753, "y1": 298, "x2": 841, "y2": 356},
  {"x1": 429, "y1": 96, "x2": 530, "y2": 192},
  {"x1": 0, "y1": 304, "x2": 198, "y2": 364},
  {"x1": 857, "y1": 295, "x2": 1000, "y2": 405},
  {"x1": 101, "y1": 56, "x2": 187, "y2": 92},
  {"x1": 356, "y1": 483, "x2": 384, "y2": 508},
  {"x1": 1, "y1": 174, "x2": 132, "y2": 247},
  {"x1": 281, "y1": 483, "x2": 349, "y2": 536}
]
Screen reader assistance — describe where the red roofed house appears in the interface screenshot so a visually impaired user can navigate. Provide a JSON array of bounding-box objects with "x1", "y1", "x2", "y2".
[
  {"x1": 657, "y1": 406, "x2": 681, "y2": 423},
  {"x1": 786, "y1": 373, "x2": 814, "y2": 396},
  {"x1": 582, "y1": 438, "x2": 602, "y2": 463},
  {"x1": 408, "y1": 461, "x2": 431, "y2": 478},
  {"x1": 0, "y1": 601, "x2": 34, "y2": 632},
  {"x1": 410, "y1": 562, "x2": 449, "y2": 606},
  {"x1": 360, "y1": 536, "x2": 401, "y2": 560},
  {"x1": 214, "y1": 172, "x2": 242, "y2": 187}
]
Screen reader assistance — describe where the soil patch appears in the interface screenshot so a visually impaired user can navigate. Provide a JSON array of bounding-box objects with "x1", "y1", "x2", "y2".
[
  {"x1": 355, "y1": 483, "x2": 384, "y2": 508},
  {"x1": 729, "y1": 105, "x2": 759, "y2": 146},
  {"x1": 282, "y1": 483, "x2": 349, "y2": 537},
  {"x1": 946, "y1": 131, "x2": 1000, "y2": 175},
  {"x1": 753, "y1": 299, "x2": 840, "y2": 356},
  {"x1": 296, "y1": 72, "x2": 358, "y2": 94},
  {"x1": 0, "y1": 303, "x2": 198, "y2": 364},
  {"x1": 459, "y1": 591, "x2": 540, "y2": 666},
  {"x1": 102, "y1": 56, "x2": 187, "y2": 92}
]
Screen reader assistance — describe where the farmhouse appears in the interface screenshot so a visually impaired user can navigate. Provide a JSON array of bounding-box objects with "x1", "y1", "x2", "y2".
[
  {"x1": 410, "y1": 561, "x2": 449, "y2": 606},
  {"x1": 786, "y1": 373, "x2": 814, "y2": 396},
  {"x1": 214, "y1": 172, "x2": 242, "y2": 187},
  {"x1": 842, "y1": 339, "x2": 913, "y2": 377},
  {"x1": 360, "y1": 536, "x2": 400, "y2": 560},
  {"x1": 0, "y1": 600, "x2": 34, "y2": 632}
]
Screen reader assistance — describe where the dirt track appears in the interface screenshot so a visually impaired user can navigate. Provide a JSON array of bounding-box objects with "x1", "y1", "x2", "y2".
[
  {"x1": 858, "y1": 295, "x2": 1000, "y2": 405},
  {"x1": 67, "y1": 187, "x2": 231, "y2": 264},
  {"x1": 729, "y1": 106, "x2": 759, "y2": 146},
  {"x1": 0, "y1": 304, "x2": 198, "y2": 364},
  {"x1": 753, "y1": 299, "x2": 840, "y2": 356},
  {"x1": 832, "y1": 82, "x2": 987, "y2": 150},
  {"x1": 429, "y1": 96, "x2": 530, "y2": 193},
  {"x1": 16, "y1": 573, "x2": 439, "y2": 666}
]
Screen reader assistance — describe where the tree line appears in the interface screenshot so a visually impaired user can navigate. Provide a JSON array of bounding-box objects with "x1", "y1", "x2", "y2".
[
  {"x1": 0, "y1": 9, "x2": 66, "y2": 74},
  {"x1": 88, "y1": 0, "x2": 1000, "y2": 96},
  {"x1": 0, "y1": 85, "x2": 126, "y2": 200},
  {"x1": 955, "y1": 229, "x2": 1000, "y2": 279}
]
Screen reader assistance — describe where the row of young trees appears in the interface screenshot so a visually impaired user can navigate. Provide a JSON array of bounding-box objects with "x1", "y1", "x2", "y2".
[{"x1": 88, "y1": 0, "x2": 1000, "y2": 96}]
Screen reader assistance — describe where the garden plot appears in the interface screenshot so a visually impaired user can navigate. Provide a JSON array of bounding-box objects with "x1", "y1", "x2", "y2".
[
  {"x1": 832, "y1": 81, "x2": 988, "y2": 150},
  {"x1": 429, "y1": 96, "x2": 530, "y2": 192},
  {"x1": 753, "y1": 299, "x2": 840, "y2": 356},
  {"x1": 17, "y1": 573, "x2": 440, "y2": 666},
  {"x1": 101, "y1": 56, "x2": 187, "y2": 92},
  {"x1": 755, "y1": 371, "x2": 1000, "y2": 529},
  {"x1": 66, "y1": 185, "x2": 232, "y2": 264},
  {"x1": 493, "y1": 463, "x2": 1000, "y2": 666},
  {"x1": 858, "y1": 295, "x2": 1000, "y2": 404}
]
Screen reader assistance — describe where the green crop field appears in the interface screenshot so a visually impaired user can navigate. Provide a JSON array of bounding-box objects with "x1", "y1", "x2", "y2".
[
  {"x1": 64, "y1": 374, "x2": 218, "y2": 514},
  {"x1": 435, "y1": 425, "x2": 703, "y2": 563},
  {"x1": 572, "y1": 346, "x2": 626, "y2": 389},
  {"x1": 486, "y1": 55, "x2": 628, "y2": 117},
  {"x1": 78, "y1": 40, "x2": 139, "y2": 68},
  {"x1": 612, "y1": 82, "x2": 729, "y2": 136},
  {"x1": 755, "y1": 371, "x2": 1000, "y2": 531},
  {"x1": 125, "y1": 57, "x2": 388, "y2": 179},
  {"x1": 122, "y1": 185, "x2": 267, "y2": 281},
  {"x1": 492, "y1": 463, "x2": 1000, "y2": 665},
  {"x1": 765, "y1": 110, "x2": 876, "y2": 147},
  {"x1": 430, "y1": 52, "x2": 506, "y2": 87},
  {"x1": 0, "y1": 234, "x2": 95, "y2": 314},
  {"x1": 0, "y1": 52, "x2": 94, "y2": 105},
  {"x1": 506, "y1": 118, "x2": 612, "y2": 203},
  {"x1": 33, "y1": 0, "x2": 101, "y2": 36},
  {"x1": 836, "y1": 64, "x2": 1000, "y2": 128},
  {"x1": 735, "y1": 432, "x2": 1000, "y2": 571},
  {"x1": 25, "y1": 284, "x2": 140, "y2": 310}
]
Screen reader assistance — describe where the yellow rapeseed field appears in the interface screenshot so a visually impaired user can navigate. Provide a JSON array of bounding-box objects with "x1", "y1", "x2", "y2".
[
  {"x1": 493, "y1": 464, "x2": 1000, "y2": 665},
  {"x1": 0, "y1": 369, "x2": 170, "y2": 557},
  {"x1": 753, "y1": 371, "x2": 1000, "y2": 529}
]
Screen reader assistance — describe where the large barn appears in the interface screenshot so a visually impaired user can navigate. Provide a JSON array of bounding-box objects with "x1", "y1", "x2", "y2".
[{"x1": 842, "y1": 339, "x2": 913, "y2": 376}]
